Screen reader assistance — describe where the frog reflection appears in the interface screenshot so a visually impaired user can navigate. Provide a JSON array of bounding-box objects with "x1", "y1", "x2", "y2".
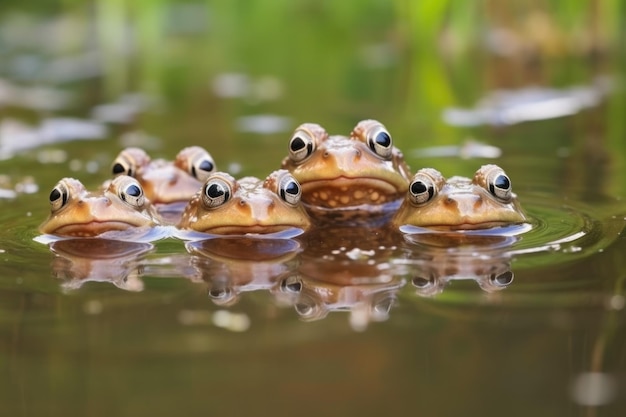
[
  {"x1": 399, "y1": 231, "x2": 518, "y2": 297},
  {"x1": 276, "y1": 225, "x2": 407, "y2": 329},
  {"x1": 278, "y1": 270, "x2": 404, "y2": 331},
  {"x1": 185, "y1": 236, "x2": 302, "y2": 306},
  {"x1": 48, "y1": 238, "x2": 154, "y2": 292}
]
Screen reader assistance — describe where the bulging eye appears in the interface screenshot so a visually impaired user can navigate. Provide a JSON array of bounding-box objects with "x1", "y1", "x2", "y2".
[
  {"x1": 119, "y1": 179, "x2": 145, "y2": 208},
  {"x1": 111, "y1": 155, "x2": 135, "y2": 177},
  {"x1": 408, "y1": 174, "x2": 436, "y2": 205},
  {"x1": 487, "y1": 170, "x2": 513, "y2": 201},
  {"x1": 490, "y1": 270, "x2": 514, "y2": 287},
  {"x1": 278, "y1": 174, "x2": 302, "y2": 205},
  {"x1": 280, "y1": 275, "x2": 303, "y2": 294},
  {"x1": 288, "y1": 130, "x2": 315, "y2": 163},
  {"x1": 412, "y1": 275, "x2": 435, "y2": 289},
  {"x1": 49, "y1": 182, "x2": 69, "y2": 212},
  {"x1": 202, "y1": 178, "x2": 231, "y2": 208},
  {"x1": 366, "y1": 126, "x2": 393, "y2": 159},
  {"x1": 189, "y1": 150, "x2": 216, "y2": 181}
]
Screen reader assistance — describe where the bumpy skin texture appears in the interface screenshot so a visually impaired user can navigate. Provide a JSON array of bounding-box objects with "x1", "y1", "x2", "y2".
[
  {"x1": 110, "y1": 146, "x2": 217, "y2": 204},
  {"x1": 39, "y1": 176, "x2": 160, "y2": 237},
  {"x1": 281, "y1": 120, "x2": 411, "y2": 212},
  {"x1": 392, "y1": 164, "x2": 527, "y2": 230},
  {"x1": 177, "y1": 169, "x2": 311, "y2": 235}
]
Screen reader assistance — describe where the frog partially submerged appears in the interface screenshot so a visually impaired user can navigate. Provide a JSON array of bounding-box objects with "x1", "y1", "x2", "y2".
[
  {"x1": 392, "y1": 164, "x2": 527, "y2": 230},
  {"x1": 177, "y1": 169, "x2": 311, "y2": 236},
  {"x1": 111, "y1": 146, "x2": 217, "y2": 205},
  {"x1": 39, "y1": 176, "x2": 161, "y2": 237},
  {"x1": 281, "y1": 120, "x2": 411, "y2": 219}
]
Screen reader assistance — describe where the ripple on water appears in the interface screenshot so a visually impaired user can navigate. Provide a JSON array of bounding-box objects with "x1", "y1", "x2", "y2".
[
  {"x1": 398, "y1": 194, "x2": 624, "y2": 269},
  {"x1": 509, "y1": 195, "x2": 625, "y2": 264}
]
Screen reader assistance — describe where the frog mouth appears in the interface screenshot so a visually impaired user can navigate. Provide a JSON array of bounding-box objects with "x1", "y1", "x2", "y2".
[
  {"x1": 52, "y1": 221, "x2": 140, "y2": 237},
  {"x1": 203, "y1": 224, "x2": 306, "y2": 235},
  {"x1": 299, "y1": 177, "x2": 404, "y2": 207}
]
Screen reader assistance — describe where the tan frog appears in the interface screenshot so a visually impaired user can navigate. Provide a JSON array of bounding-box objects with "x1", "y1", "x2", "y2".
[
  {"x1": 177, "y1": 169, "x2": 311, "y2": 235},
  {"x1": 281, "y1": 120, "x2": 411, "y2": 216},
  {"x1": 392, "y1": 164, "x2": 527, "y2": 230},
  {"x1": 39, "y1": 176, "x2": 160, "y2": 237},
  {"x1": 111, "y1": 146, "x2": 216, "y2": 204}
]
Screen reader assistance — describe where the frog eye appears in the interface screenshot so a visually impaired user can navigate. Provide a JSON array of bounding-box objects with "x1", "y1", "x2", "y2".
[
  {"x1": 408, "y1": 174, "x2": 436, "y2": 205},
  {"x1": 119, "y1": 178, "x2": 145, "y2": 208},
  {"x1": 487, "y1": 169, "x2": 513, "y2": 201},
  {"x1": 111, "y1": 155, "x2": 135, "y2": 177},
  {"x1": 412, "y1": 275, "x2": 435, "y2": 290},
  {"x1": 189, "y1": 150, "x2": 216, "y2": 181},
  {"x1": 366, "y1": 125, "x2": 393, "y2": 159},
  {"x1": 202, "y1": 178, "x2": 231, "y2": 208},
  {"x1": 288, "y1": 129, "x2": 316, "y2": 163},
  {"x1": 278, "y1": 174, "x2": 302, "y2": 205},
  {"x1": 49, "y1": 182, "x2": 69, "y2": 212},
  {"x1": 490, "y1": 271, "x2": 514, "y2": 287},
  {"x1": 208, "y1": 286, "x2": 233, "y2": 301},
  {"x1": 280, "y1": 275, "x2": 303, "y2": 294}
]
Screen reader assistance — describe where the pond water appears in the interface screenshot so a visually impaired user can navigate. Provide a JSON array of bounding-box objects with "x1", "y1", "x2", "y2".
[{"x1": 1, "y1": 2, "x2": 625, "y2": 416}]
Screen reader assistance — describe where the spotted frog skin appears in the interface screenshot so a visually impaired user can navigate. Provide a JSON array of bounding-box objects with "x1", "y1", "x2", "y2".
[
  {"x1": 281, "y1": 120, "x2": 411, "y2": 213},
  {"x1": 392, "y1": 164, "x2": 527, "y2": 230},
  {"x1": 111, "y1": 146, "x2": 216, "y2": 204},
  {"x1": 177, "y1": 169, "x2": 311, "y2": 235},
  {"x1": 39, "y1": 176, "x2": 160, "y2": 237}
]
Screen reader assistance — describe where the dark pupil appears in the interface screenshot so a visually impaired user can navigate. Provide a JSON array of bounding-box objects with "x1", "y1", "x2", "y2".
[
  {"x1": 209, "y1": 288, "x2": 228, "y2": 299},
  {"x1": 412, "y1": 276, "x2": 433, "y2": 288},
  {"x1": 374, "y1": 131, "x2": 391, "y2": 148},
  {"x1": 411, "y1": 181, "x2": 427, "y2": 194},
  {"x1": 49, "y1": 188, "x2": 61, "y2": 202},
  {"x1": 492, "y1": 271, "x2": 514, "y2": 285},
  {"x1": 207, "y1": 183, "x2": 226, "y2": 199},
  {"x1": 281, "y1": 279, "x2": 302, "y2": 293},
  {"x1": 198, "y1": 160, "x2": 214, "y2": 172},
  {"x1": 126, "y1": 184, "x2": 141, "y2": 197},
  {"x1": 494, "y1": 175, "x2": 510, "y2": 190},
  {"x1": 285, "y1": 181, "x2": 299, "y2": 195},
  {"x1": 290, "y1": 137, "x2": 306, "y2": 151},
  {"x1": 112, "y1": 163, "x2": 127, "y2": 175}
]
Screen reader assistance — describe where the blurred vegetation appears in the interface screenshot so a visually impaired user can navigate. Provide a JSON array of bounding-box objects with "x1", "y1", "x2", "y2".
[{"x1": 0, "y1": 0, "x2": 624, "y2": 192}]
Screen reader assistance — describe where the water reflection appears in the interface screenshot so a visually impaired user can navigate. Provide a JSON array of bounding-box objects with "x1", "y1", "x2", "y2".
[
  {"x1": 398, "y1": 231, "x2": 518, "y2": 297},
  {"x1": 185, "y1": 237, "x2": 302, "y2": 306},
  {"x1": 48, "y1": 238, "x2": 154, "y2": 292}
]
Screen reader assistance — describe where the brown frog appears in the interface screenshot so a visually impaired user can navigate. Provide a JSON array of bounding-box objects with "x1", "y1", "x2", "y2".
[
  {"x1": 392, "y1": 164, "x2": 527, "y2": 230},
  {"x1": 281, "y1": 120, "x2": 411, "y2": 217},
  {"x1": 177, "y1": 169, "x2": 311, "y2": 235},
  {"x1": 39, "y1": 176, "x2": 160, "y2": 237},
  {"x1": 111, "y1": 146, "x2": 216, "y2": 204}
]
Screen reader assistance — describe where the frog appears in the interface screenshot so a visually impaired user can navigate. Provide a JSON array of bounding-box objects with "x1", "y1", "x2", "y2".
[
  {"x1": 177, "y1": 169, "x2": 311, "y2": 235},
  {"x1": 39, "y1": 175, "x2": 161, "y2": 237},
  {"x1": 281, "y1": 119, "x2": 411, "y2": 218},
  {"x1": 391, "y1": 164, "x2": 527, "y2": 230},
  {"x1": 110, "y1": 146, "x2": 217, "y2": 205}
]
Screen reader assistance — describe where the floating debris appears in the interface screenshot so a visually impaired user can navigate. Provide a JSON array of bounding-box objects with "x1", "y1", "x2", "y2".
[
  {"x1": 236, "y1": 114, "x2": 292, "y2": 135},
  {"x1": 413, "y1": 139, "x2": 502, "y2": 159},
  {"x1": 1, "y1": 117, "x2": 107, "y2": 160},
  {"x1": 0, "y1": 78, "x2": 74, "y2": 111},
  {"x1": 91, "y1": 93, "x2": 161, "y2": 124},
  {"x1": 443, "y1": 77, "x2": 613, "y2": 126}
]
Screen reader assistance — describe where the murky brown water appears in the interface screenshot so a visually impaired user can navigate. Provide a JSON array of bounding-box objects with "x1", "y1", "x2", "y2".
[{"x1": 1, "y1": 2, "x2": 625, "y2": 416}]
